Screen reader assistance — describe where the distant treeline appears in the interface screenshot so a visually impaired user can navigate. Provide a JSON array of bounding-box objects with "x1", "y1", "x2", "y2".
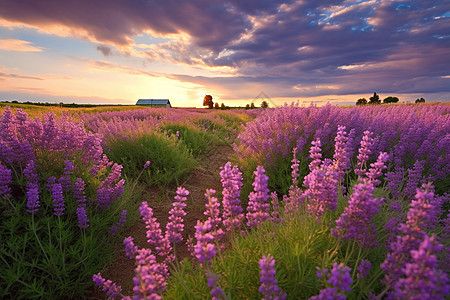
[
  {"x1": 0, "y1": 101, "x2": 125, "y2": 108},
  {"x1": 356, "y1": 93, "x2": 426, "y2": 105}
]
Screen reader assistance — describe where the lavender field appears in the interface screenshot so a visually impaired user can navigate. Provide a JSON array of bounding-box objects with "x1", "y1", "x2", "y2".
[{"x1": 0, "y1": 103, "x2": 449, "y2": 299}]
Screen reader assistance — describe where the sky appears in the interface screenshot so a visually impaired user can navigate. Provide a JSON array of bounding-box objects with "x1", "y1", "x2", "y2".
[{"x1": 0, "y1": 0, "x2": 449, "y2": 107}]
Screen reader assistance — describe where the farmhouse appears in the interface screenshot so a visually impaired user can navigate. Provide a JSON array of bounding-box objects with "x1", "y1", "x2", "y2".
[{"x1": 136, "y1": 99, "x2": 172, "y2": 108}]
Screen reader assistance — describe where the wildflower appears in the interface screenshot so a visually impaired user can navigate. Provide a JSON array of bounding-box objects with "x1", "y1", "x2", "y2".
[
  {"x1": 309, "y1": 139, "x2": 323, "y2": 171},
  {"x1": 52, "y1": 183, "x2": 65, "y2": 216},
  {"x1": 259, "y1": 254, "x2": 286, "y2": 300},
  {"x1": 23, "y1": 160, "x2": 38, "y2": 184},
  {"x1": 194, "y1": 219, "x2": 216, "y2": 264},
  {"x1": 0, "y1": 164, "x2": 12, "y2": 198},
  {"x1": 76, "y1": 205, "x2": 89, "y2": 229},
  {"x1": 355, "y1": 131, "x2": 374, "y2": 177},
  {"x1": 206, "y1": 270, "x2": 225, "y2": 300},
  {"x1": 92, "y1": 273, "x2": 122, "y2": 299},
  {"x1": 357, "y1": 259, "x2": 371, "y2": 280},
  {"x1": 246, "y1": 166, "x2": 270, "y2": 228},
  {"x1": 291, "y1": 147, "x2": 300, "y2": 186},
  {"x1": 332, "y1": 180, "x2": 382, "y2": 247},
  {"x1": 220, "y1": 162, "x2": 244, "y2": 231},
  {"x1": 402, "y1": 160, "x2": 425, "y2": 199},
  {"x1": 365, "y1": 152, "x2": 389, "y2": 186},
  {"x1": 390, "y1": 234, "x2": 449, "y2": 299},
  {"x1": 123, "y1": 236, "x2": 138, "y2": 259},
  {"x1": 26, "y1": 182, "x2": 40, "y2": 214},
  {"x1": 144, "y1": 160, "x2": 151, "y2": 169},
  {"x1": 140, "y1": 202, "x2": 173, "y2": 263},
  {"x1": 166, "y1": 187, "x2": 189, "y2": 244},
  {"x1": 204, "y1": 189, "x2": 224, "y2": 240},
  {"x1": 311, "y1": 262, "x2": 352, "y2": 300},
  {"x1": 73, "y1": 178, "x2": 86, "y2": 204},
  {"x1": 406, "y1": 183, "x2": 439, "y2": 230},
  {"x1": 332, "y1": 125, "x2": 350, "y2": 182},
  {"x1": 63, "y1": 160, "x2": 75, "y2": 175},
  {"x1": 109, "y1": 210, "x2": 127, "y2": 235},
  {"x1": 270, "y1": 192, "x2": 283, "y2": 223}
]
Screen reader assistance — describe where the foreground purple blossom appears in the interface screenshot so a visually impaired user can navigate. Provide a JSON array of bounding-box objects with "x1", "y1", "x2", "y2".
[
  {"x1": 311, "y1": 262, "x2": 352, "y2": 300},
  {"x1": 140, "y1": 201, "x2": 173, "y2": 263},
  {"x1": 51, "y1": 183, "x2": 65, "y2": 216},
  {"x1": 355, "y1": 130, "x2": 374, "y2": 177},
  {"x1": 204, "y1": 189, "x2": 224, "y2": 241},
  {"x1": 194, "y1": 219, "x2": 216, "y2": 264},
  {"x1": 220, "y1": 162, "x2": 244, "y2": 231},
  {"x1": 206, "y1": 270, "x2": 226, "y2": 300},
  {"x1": 0, "y1": 164, "x2": 12, "y2": 198},
  {"x1": 166, "y1": 187, "x2": 189, "y2": 244},
  {"x1": 246, "y1": 166, "x2": 271, "y2": 227},
  {"x1": 72, "y1": 177, "x2": 86, "y2": 204},
  {"x1": 92, "y1": 273, "x2": 122, "y2": 299},
  {"x1": 332, "y1": 180, "x2": 383, "y2": 247},
  {"x1": 76, "y1": 205, "x2": 89, "y2": 229},
  {"x1": 357, "y1": 259, "x2": 371, "y2": 280},
  {"x1": 389, "y1": 234, "x2": 449, "y2": 299},
  {"x1": 259, "y1": 254, "x2": 286, "y2": 300}
]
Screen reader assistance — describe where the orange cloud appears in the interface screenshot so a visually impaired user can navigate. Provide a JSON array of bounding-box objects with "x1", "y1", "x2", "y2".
[{"x1": 0, "y1": 39, "x2": 45, "y2": 52}]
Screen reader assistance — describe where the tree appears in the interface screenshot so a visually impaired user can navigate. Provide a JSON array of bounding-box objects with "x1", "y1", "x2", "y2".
[
  {"x1": 383, "y1": 96, "x2": 399, "y2": 104},
  {"x1": 369, "y1": 92, "x2": 381, "y2": 104},
  {"x1": 356, "y1": 98, "x2": 367, "y2": 105},
  {"x1": 203, "y1": 95, "x2": 214, "y2": 109},
  {"x1": 250, "y1": 102, "x2": 255, "y2": 109},
  {"x1": 415, "y1": 97, "x2": 426, "y2": 104},
  {"x1": 245, "y1": 104, "x2": 250, "y2": 110},
  {"x1": 220, "y1": 103, "x2": 226, "y2": 110},
  {"x1": 261, "y1": 101, "x2": 269, "y2": 108},
  {"x1": 214, "y1": 102, "x2": 219, "y2": 109}
]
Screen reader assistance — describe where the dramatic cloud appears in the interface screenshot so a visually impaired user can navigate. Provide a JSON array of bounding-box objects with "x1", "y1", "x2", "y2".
[{"x1": 0, "y1": 0, "x2": 449, "y2": 103}]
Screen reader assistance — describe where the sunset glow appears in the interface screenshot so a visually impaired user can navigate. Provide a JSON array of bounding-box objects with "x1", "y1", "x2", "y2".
[{"x1": 0, "y1": 1, "x2": 449, "y2": 107}]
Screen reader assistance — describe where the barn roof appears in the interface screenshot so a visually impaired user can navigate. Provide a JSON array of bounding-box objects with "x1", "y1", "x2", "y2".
[{"x1": 136, "y1": 99, "x2": 171, "y2": 106}]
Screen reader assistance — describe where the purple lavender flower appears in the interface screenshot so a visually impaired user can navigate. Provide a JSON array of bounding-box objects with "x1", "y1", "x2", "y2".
[
  {"x1": 402, "y1": 160, "x2": 425, "y2": 199},
  {"x1": 386, "y1": 167, "x2": 405, "y2": 198},
  {"x1": 144, "y1": 160, "x2": 151, "y2": 169},
  {"x1": 166, "y1": 187, "x2": 189, "y2": 244},
  {"x1": 193, "y1": 219, "x2": 216, "y2": 264},
  {"x1": 357, "y1": 259, "x2": 371, "y2": 280},
  {"x1": 390, "y1": 234, "x2": 449, "y2": 299},
  {"x1": 246, "y1": 166, "x2": 271, "y2": 228},
  {"x1": 92, "y1": 273, "x2": 122, "y2": 299},
  {"x1": 46, "y1": 176, "x2": 56, "y2": 192},
  {"x1": 63, "y1": 160, "x2": 75, "y2": 175},
  {"x1": 204, "y1": 189, "x2": 224, "y2": 241},
  {"x1": 332, "y1": 125, "x2": 350, "y2": 182},
  {"x1": 291, "y1": 147, "x2": 300, "y2": 186},
  {"x1": 51, "y1": 183, "x2": 65, "y2": 216},
  {"x1": 309, "y1": 139, "x2": 323, "y2": 171},
  {"x1": 365, "y1": 152, "x2": 389, "y2": 186},
  {"x1": 220, "y1": 162, "x2": 244, "y2": 231},
  {"x1": 311, "y1": 262, "x2": 352, "y2": 300},
  {"x1": 258, "y1": 254, "x2": 286, "y2": 300},
  {"x1": 355, "y1": 130, "x2": 374, "y2": 177},
  {"x1": 58, "y1": 176, "x2": 72, "y2": 192},
  {"x1": 23, "y1": 160, "x2": 38, "y2": 184},
  {"x1": 332, "y1": 180, "x2": 383, "y2": 247},
  {"x1": 0, "y1": 164, "x2": 12, "y2": 198},
  {"x1": 406, "y1": 183, "x2": 439, "y2": 230},
  {"x1": 270, "y1": 192, "x2": 283, "y2": 223},
  {"x1": 26, "y1": 182, "x2": 40, "y2": 214},
  {"x1": 206, "y1": 270, "x2": 225, "y2": 300},
  {"x1": 123, "y1": 236, "x2": 139, "y2": 259},
  {"x1": 76, "y1": 204, "x2": 89, "y2": 229},
  {"x1": 109, "y1": 210, "x2": 127, "y2": 235},
  {"x1": 73, "y1": 178, "x2": 86, "y2": 204},
  {"x1": 140, "y1": 201, "x2": 173, "y2": 263}
]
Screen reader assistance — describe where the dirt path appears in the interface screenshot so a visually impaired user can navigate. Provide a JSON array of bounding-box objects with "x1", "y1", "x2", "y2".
[{"x1": 89, "y1": 143, "x2": 236, "y2": 298}]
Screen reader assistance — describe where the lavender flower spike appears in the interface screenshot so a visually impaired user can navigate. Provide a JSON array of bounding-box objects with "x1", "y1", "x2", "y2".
[
  {"x1": 311, "y1": 262, "x2": 352, "y2": 300},
  {"x1": 76, "y1": 205, "x2": 89, "y2": 229},
  {"x1": 220, "y1": 162, "x2": 244, "y2": 231},
  {"x1": 92, "y1": 273, "x2": 122, "y2": 299},
  {"x1": 109, "y1": 210, "x2": 127, "y2": 235},
  {"x1": 0, "y1": 164, "x2": 12, "y2": 198},
  {"x1": 246, "y1": 166, "x2": 270, "y2": 228},
  {"x1": 259, "y1": 254, "x2": 286, "y2": 300},
  {"x1": 51, "y1": 183, "x2": 65, "y2": 216},
  {"x1": 166, "y1": 186, "x2": 189, "y2": 244}
]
